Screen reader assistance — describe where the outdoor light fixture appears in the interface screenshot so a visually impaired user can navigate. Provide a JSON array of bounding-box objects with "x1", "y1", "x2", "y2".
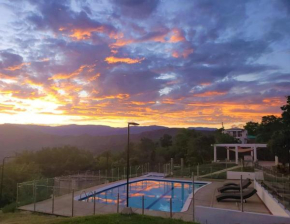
[{"x1": 126, "y1": 122, "x2": 139, "y2": 207}]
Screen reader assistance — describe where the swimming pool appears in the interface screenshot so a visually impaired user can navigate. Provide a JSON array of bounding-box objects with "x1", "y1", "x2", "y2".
[{"x1": 79, "y1": 179, "x2": 207, "y2": 212}]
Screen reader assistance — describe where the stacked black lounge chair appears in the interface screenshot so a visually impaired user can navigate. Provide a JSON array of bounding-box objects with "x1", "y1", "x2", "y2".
[
  {"x1": 223, "y1": 178, "x2": 250, "y2": 187},
  {"x1": 216, "y1": 188, "x2": 257, "y2": 202},
  {"x1": 217, "y1": 178, "x2": 252, "y2": 193}
]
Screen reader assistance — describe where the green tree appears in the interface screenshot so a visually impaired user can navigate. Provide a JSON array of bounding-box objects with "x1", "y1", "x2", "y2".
[
  {"x1": 136, "y1": 138, "x2": 156, "y2": 164},
  {"x1": 214, "y1": 128, "x2": 238, "y2": 143},
  {"x1": 0, "y1": 162, "x2": 42, "y2": 207},
  {"x1": 172, "y1": 129, "x2": 201, "y2": 161},
  {"x1": 256, "y1": 115, "x2": 282, "y2": 143},
  {"x1": 160, "y1": 134, "x2": 173, "y2": 148},
  {"x1": 281, "y1": 96, "x2": 290, "y2": 130},
  {"x1": 16, "y1": 146, "x2": 95, "y2": 177},
  {"x1": 187, "y1": 135, "x2": 215, "y2": 165},
  {"x1": 244, "y1": 121, "x2": 259, "y2": 136}
]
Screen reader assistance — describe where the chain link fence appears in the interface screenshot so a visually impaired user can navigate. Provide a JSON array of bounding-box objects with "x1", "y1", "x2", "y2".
[
  {"x1": 255, "y1": 163, "x2": 290, "y2": 211},
  {"x1": 16, "y1": 161, "x2": 237, "y2": 217}
]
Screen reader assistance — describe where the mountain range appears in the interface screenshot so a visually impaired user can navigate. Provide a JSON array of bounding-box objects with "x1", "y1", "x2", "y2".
[{"x1": 0, "y1": 124, "x2": 216, "y2": 160}]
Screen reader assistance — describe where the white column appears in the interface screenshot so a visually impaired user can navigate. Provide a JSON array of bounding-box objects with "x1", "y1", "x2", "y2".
[
  {"x1": 254, "y1": 145, "x2": 257, "y2": 162},
  {"x1": 235, "y1": 145, "x2": 238, "y2": 164},
  {"x1": 227, "y1": 148, "x2": 230, "y2": 161},
  {"x1": 213, "y1": 145, "x2": 217, "y2": 162},
  {"x1": 251, "y1": 148, "x2": 254, "y2": 160}
]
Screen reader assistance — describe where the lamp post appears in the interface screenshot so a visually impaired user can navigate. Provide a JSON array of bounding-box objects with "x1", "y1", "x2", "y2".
[
  {"x1": 0, "y1": 156, "x2": 16, "y2": 203},
  {"x1": 126, "y1": 122, "x2": 139, "y2": 207}
]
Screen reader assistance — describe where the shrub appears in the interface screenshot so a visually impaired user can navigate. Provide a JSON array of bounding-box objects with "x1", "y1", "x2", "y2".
[{"x1": 2, "y1": 202, "x2": 17, "y2": 213}]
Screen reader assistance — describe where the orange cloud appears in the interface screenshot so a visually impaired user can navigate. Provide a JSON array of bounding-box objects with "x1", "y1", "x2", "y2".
[
  {"x1": 69, "y1": 27, "x2": 104, "y2": 40},
  {"x1": 59, "y1": 26, "x2": 119, "y2": 41},
  {"x1": 50, "y1": 64, "x2": 94, "y2": 80},
  {"x1": 25, "y1": 78, "x2": 43, "y2": 87},
  {"x1": 110, "y1": 39, "x2": 135, "y2": 48},
  {"x1": 193, "y1": 91, "x2": 227, "y2": 97},
  {"x1": 93, "y1": 94, "x2": 130, "y2": 100},
  {"x1": 169, "y1": 28, "x2": 186, "y2": 43},
  {"x1": 105, "y1": 56, "x2": 144, "y2": 64},
  {"x1": 172, "y1": 51, "x2": 179, "y2": 58},
  {"x1": 172, "y1": 48, "x2": 194, "y2": 58},
  {"x1": 88, "y1": 73, "x2": 100, "y2": 82},
  {"x1": 110, "y1": 32, "x2": 168, "y2": 48},
  {"x1": 5, "y1": 62, "x2": 30, "y2": 71},
  {"x1": 263, "y1": 97, "x2": 285, "y2": 106}
]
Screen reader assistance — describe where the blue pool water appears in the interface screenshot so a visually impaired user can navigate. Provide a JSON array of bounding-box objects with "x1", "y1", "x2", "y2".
[{"x1": 79, "y1": 179, "x2": 206, "y2": 212}]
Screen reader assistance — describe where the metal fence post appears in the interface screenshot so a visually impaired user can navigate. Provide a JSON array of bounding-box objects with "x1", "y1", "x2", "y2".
[
  {"x1": 72, "y1": 189, "x2": 74, "y2": 217},
  {"x1": 165, "y1": 164, "x2": 167, "y2": 175},
  {"x1": 46, "y1": 178, "x2": 49, "y2": 197},
  {"x1": 181, "y1": 158, "x2": 184, "y2": 176},
  {"x1": 33, "y1": 181, "x2": 36, "y2": 212},
  {"x1": 142, "y1": 195, "x2": 144, "y2": 215},
  {"x1": 192, "y1": 172, "x2": 195, "y2": 222},
  {"x1": 52, "y1": 187, "x2": 55, "y2": 214},
  {"x1": 94, "y1": 191, "x2": 96, "y2": 215},
  {"x1": 117, "y1": 193, "x2": 119, "y2": 213},
  {"x1": 136, "y1": 166, "x2": 137, "y2": 177},
  {"x1": 118, "y1": 167, "x2": 119, "y2": 180},
  {"x1": 170, "y1": 158, "x2": 173, "y2": 176},
  {"x1": 283, "y1": 179, "x2": 285, "y2": 206},
  {"x1": 16, "y1": 183, "x2": 19, "y2": 208},
  {"x1": 170, "y1": 198, "x2": 172, "y2": 218},
  {"x1": 240, "y1": 175, "x2": 243, "y2": 212}
]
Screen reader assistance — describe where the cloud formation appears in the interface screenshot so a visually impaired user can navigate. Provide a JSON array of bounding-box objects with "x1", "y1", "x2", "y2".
[{"x1": 0, "y1": 0, "x2": 289, "y2": 128}]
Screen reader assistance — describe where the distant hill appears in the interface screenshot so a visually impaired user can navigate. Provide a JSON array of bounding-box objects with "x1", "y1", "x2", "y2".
[
  {"x1": 0, "y1": 124, "x2": 216, "y2": 160},
  {"x1": 6, "y1": 124, "x2": 167, "y2": 136},
  {"x1": 189, "y1": 127, "x2": 217, "y2": 131}
]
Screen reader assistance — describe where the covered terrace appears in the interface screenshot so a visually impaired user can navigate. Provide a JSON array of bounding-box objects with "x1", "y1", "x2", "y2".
[{"x1": 212, "y1": 144, "x2": 267, "y2": 164}]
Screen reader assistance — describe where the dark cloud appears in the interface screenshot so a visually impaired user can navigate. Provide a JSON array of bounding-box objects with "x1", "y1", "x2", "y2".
[
  {"x1": 27, "y1": 0, "x2": 117, "y2": 37},
  {"x1": 0, "y1": 51, "x2": 23, "y2": 69},
  {"x1": 111, "y1": 0, "x2": 160, "y2": 19}
]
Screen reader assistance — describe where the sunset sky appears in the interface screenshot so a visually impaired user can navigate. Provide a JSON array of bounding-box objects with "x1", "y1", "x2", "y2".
[{"x1": 0, "y1": 0, "x2": 289, "y2": 128}]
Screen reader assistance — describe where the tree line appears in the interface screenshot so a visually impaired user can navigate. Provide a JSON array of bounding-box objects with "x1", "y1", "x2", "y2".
[{"x1": 244, "y1": 96, "x2": 290, "y2": 164}]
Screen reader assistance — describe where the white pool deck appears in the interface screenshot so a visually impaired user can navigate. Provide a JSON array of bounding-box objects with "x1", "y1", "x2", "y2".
[{"x1": 19, "y1": 174, "x2": 290, "y2": 224}]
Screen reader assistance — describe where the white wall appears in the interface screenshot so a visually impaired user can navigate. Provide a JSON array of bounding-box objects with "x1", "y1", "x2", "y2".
[
  {"x1": 227, "y1": 171, "x2": 255, "y2": 180},
  {"x1": 254, "y1": 180, "x2": 290, "y2": 217}
]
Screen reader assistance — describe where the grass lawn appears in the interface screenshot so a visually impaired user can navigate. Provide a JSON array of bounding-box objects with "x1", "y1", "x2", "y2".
[{"x1": 0, "y1": 212, "x2": 197, "y2": 224}]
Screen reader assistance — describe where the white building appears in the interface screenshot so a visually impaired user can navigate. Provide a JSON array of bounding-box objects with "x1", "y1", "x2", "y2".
[{"x1": 223, "y1": 128, "x2": 248, "y2": 144}]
